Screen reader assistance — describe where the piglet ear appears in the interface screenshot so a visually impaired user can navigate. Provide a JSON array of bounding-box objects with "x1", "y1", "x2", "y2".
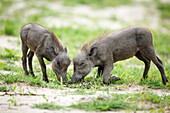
[
  {"x1": 54, "y1": 47, "x2": 59, "y2": 55},
  {"x1": 81, "y1": 43, "x2": 88, "y2": 51},
  {"x1": 64, "y1": 46, "x2": 67, "y2": 53},
  {"x1": 87, "y1": 47, "x2": 98, "y2": 57}
]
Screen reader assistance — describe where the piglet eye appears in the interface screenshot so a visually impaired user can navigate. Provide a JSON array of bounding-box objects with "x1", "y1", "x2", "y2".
[
  {"x1": 80, "y1": 60, "x2": 85, "y2": 66},
  {"x1": 57, "y1": 61, "x2": 60, "y2": 66}
]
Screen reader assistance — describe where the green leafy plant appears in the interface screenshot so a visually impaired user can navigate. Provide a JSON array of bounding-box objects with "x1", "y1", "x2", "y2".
[
  {"x1": 0, "y1": 86, "x2": 9, "y2": 92},
  {"x1": 8, "y1": 95, "x2": 17, "y2": 106},
  {"x1": 42, "y1": 94, "x2": 48, "y2": 102},
  {"x1": 33, "y1": 102, "x2": 63, "y2": 110}
]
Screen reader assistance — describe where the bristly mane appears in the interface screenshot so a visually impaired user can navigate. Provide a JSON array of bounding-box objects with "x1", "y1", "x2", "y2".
[
  {"x1": 81, "y1": 43, "x2": 88, "y2": 51},
  {"x1": 81, "y1": 31, "x2": 111, "y2": 52},
  {"x1": 50, "y1": 32, "x2": 64, "y2": 51}
]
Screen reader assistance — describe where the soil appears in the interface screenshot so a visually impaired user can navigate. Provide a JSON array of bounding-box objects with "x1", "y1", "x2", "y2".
[{"x1": 0, "y1": 82, "x2": 169, "y2": 113}]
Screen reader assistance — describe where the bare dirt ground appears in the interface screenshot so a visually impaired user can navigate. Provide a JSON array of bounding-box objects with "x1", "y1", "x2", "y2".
[
  {"x1": 0, "y1": 0, "x2": 170, "y2": 113},
  {"x1": 0, "y1": 82, "x2": 169, "y2": 113}
]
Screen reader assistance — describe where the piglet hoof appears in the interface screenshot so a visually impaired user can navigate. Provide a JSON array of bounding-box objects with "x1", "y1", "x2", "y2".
[
  {"x1": 60, "y1": 80, "x2": 67, "y2": 84},
  {"x1": 30, "y1": 72, "x2": 35, "y2": 77},
  {"x1": 32, "y1": 74, "x2": 35, "y2": 77},
  {"x1": 109, "y1": 76, "x2": 121, "y2": 82},
  {"x1": 141, "y1": 78, "x2": 144, "y2": 81},
  {"x1": 166, "y1": 78, "x2": 168, "y2": 82},
  {"x1": 141, "y1": 76, "x2": 148, "y2": 81},
  {"x1": 163, "y1": 77, "x2": 168, "y2": 86},
  {"x1": 24, "y1": 71, "x2": 29, "y2": 75},
  {"x1": 103, "y1": 80, "x2": 110, "y2": 85},
  {"x1": 43, "y1": 78, "x2": 49, "y2": 83},
  {"x1": 141, "y1": 77, "x2": 147, "y2": 81}
]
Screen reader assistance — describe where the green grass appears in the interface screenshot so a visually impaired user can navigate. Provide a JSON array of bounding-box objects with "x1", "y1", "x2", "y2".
[
  {"x1": 0, "y1": 86, "x2": 9, "y2": 92},
  {"x1": 152, "y1": 31, "x2": 170, "y2": 56},
  {"x1": 157, "y1": 2, "x2": 170, "y2": 19},
  {"x1": 0, "y1": 72, "x2": 47, "y2": 87},
  {"x1": 0, "y1": 0, "x2": 133, "y2": 36},
  {"x1": 0, "y1": 29, "x2": 169, "y2": 89},
  {"x1": 4, "y1": 20, "x2": 17, "y2": 36},
  {"x1": 62, "y1": 0, "x2": 132, "y2": 8},
  {"x1": 70, "y1": 92, "x2": 169, "y2": 111},
  {"x1": 0, "y1": 48, "x2": 20, "y2": 61},
  {"x1": 0, "y1": 0, "x2": 169, "y2": 112},
  {"x1": 0, "y1": 27, "x2": 169, "y2": 89},
  {"x1": 156, "y1": 1, "x2": 170, "y2": 31},
  {"x1": 0, "y1": 0, "x2": 13, "y2": 15},
  {"x1": 33, "y1": 102, "x2": 63, "y2": 110},
  {"x1": 0, "y1": 62, "x2": 20, "y2": 72}
]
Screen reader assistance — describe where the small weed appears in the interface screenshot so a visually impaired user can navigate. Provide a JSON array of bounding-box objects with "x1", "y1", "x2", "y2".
[
  {"x1": 19, "y1": 86, "x2": 25, "y2": 94},
  {"x1": 33, "y1": 102, "x2": 63, "y2": 110},
  {"x1": 60, "y1": 76, "x2": 63, "y2": 86},
  {"x1": 110, "y1": 16, "x2": 117, "y2": 21},
  {"x1": 8, "y1": 95, "x2": 17, "y2": 106},
  {"x1": 11, "y1": 83, "x2": 17, "y2": 91},
  {"x1": 0, "y1": 86, "x2": 9, "y2": 92},
  {"x1": 0, "y1": 48, "x2": 20, "y2": 61},
  {"x1": 42, "y1": 94, "x2": 48, "y2": 102},
  {"x1": 66, "y1": 88, "x2": 96, "y2": 95},
  {"x1": 158, "y1": 109, "x2": 165, "y2": 113}
]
